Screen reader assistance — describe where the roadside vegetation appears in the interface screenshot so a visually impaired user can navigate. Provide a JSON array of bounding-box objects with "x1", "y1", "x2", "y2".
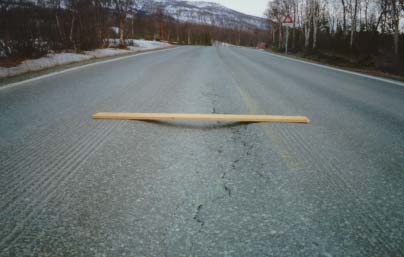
[
  {"x1": 0, "y1": 0, "x2": 269, "y2": 67},
  {"x1": 2, "y1": 0, "x2": 402, "y2": 79},
  {"x1": 265, "y1": 0, "x2": 404, "y2": 76},
  {"x1": 0, "y1": 0, "x2": 205, "y2": 61}
]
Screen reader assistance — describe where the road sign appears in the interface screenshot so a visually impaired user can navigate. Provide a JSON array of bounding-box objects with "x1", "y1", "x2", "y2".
[
  {"x1": 283, "y1": 15, "x2": 293, "y2": 25},
  {"x1": 282, "y1": 15, "x2": 293, "y2": 54}
]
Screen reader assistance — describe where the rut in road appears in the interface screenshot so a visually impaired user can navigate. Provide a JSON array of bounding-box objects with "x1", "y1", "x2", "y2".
[
  {"x1": 1, "y1": 46, "x2": 404, "y2": 256},
  {"x1": 0, "y1": 48, "x2": 198, "y2": 252}
]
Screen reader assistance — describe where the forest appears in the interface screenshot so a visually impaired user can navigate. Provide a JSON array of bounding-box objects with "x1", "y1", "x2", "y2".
[
  {"x1": 1, "y1": 0, "x2": 403, "y2": 76},
  {"x1": 0, "y1": 0, "x2": 268, "y2": 59},
  {"x1": 265, "y1": 0, "x2": 404, "y2": 75}
]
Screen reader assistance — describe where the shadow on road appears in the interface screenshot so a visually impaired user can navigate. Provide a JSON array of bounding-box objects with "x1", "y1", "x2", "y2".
[{"x1": 141, "y1": 120, "x2": 252, "y2": 130}]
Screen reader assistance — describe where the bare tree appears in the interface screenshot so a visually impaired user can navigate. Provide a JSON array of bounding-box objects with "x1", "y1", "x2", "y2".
[
  {"x1": 176, "y1": 9, "x2": 181, "y2": 42},
  {"x1": 312, "y1": 0, "x2": 320, "y2": 48},
  {"x1": 363, "y1": 0, "x2": 369, "y2": 30},
  {"x1": 265, "y1": 0, "x2": 289, "y2": 48},
  {"x1": 303, "y1": 0, "x2": 313, "y2": 48},
  {"x1": 114, "y1": 0, "x2": 134, "y2": 45},
  {"x1": 341, "y1": 0, "x2": 348, "y2": 34},
  {"x1": 292, "y1": 0, "x2": 298, "y2": 48},
  {"x1": 390, "y1": 0, "x2": 401, "y2": 55},
  {"x1": 348, "y1": 0, "x2": 359, "y2": 48}
]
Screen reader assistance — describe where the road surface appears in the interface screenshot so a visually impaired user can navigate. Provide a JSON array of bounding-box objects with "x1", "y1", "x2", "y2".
[{"x1": 1, "y1": 46, "x2": 404, "y2": 256}]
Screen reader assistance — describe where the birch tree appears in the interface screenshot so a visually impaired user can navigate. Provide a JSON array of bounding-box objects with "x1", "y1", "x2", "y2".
[
  {"x1": 348, "y1": 0, "x2": 359, "y2": 48},
  {"x1": 114, "y1": 0, "x2": 134, "y2": 45},
  {"x1": 303, "y1": 0, "x2": 313, "y2": 48},
  {"x1": 265, "y1": 0, "x2": 288, "y2": 48},
  {"x1": 390, "y1": 0, "x2": 402, "y2": 54}
]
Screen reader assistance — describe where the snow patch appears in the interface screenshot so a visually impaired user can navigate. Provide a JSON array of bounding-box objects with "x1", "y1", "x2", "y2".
[
  {"x1": 84, "y1": 48, "x2": 131, "y2": 58},
  {"x1": 0, "y1": 53, "x2": 92, "y2": 78},
  {"x1": 140, "y1": 0, "x2": 268, "y2": 30},
  {"x1": 0, "y1": 40, "x2": 170, "y2": 78}
]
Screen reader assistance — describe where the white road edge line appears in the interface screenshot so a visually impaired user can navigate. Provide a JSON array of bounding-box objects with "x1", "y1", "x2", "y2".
[
  {"x1": 0, "y1": 47, "x2": 180, "y2": 90},
  {"x1": 259, "y1": 50, "x2": 404, "y2": 88}
]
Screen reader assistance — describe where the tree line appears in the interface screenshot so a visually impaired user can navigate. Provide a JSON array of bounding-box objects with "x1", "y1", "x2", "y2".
[
  {"x1": 0, "y1": 0, "x2": 270, "y2": 59},
  {"x1": 265, "y1": 0, "x2": 404, "y2": 73}
]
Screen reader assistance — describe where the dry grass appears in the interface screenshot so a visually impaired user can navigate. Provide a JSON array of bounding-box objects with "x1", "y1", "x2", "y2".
[
  {"x1": 266, "y1": 48, "x2": 404, "y2": 83},
  {"x1": 0, "y1": 57, "x2": 26, "y2": 68}
]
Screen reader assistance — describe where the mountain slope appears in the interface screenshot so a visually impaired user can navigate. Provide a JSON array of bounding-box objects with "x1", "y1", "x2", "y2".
[{"x1": 139, "y1": 0, "x2": 268, "y2": 30}]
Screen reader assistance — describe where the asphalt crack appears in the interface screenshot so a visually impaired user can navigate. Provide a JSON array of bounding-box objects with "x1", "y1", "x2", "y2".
[
  {"x1": 193, "y1": 204, "x2": 205, "y2": 229},
  {"x1": 223, "y1": 184, "x2": 231, "y2": 197},
  {"x1": 221, "y1": 172, "x2": 232, "y2": 197}
]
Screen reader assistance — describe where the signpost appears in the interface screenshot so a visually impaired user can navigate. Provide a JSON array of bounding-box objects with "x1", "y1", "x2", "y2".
[{"x1": 282, "y1": 15, "x2": 293, "y2": 54}]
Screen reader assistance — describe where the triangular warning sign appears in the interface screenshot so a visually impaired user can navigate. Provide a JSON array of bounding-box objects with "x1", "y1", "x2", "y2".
[{"x1": 283, "y1": 15, "x2": 293, "y2": 23}]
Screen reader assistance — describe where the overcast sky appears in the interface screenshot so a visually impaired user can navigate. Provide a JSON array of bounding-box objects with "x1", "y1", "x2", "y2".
[{"x1": 189, "y1": 0, "x2": 269, "y2": 17}]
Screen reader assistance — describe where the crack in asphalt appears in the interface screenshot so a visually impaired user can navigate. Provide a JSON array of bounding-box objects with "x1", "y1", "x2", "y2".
[{"x1": 193, "y1": 204, "x2": 205, "y2": 229}]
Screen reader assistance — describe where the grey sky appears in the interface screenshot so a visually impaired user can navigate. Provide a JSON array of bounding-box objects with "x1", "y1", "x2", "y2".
[{"x1": 189, "y1": 0, "x2": 269, "y2": 17}]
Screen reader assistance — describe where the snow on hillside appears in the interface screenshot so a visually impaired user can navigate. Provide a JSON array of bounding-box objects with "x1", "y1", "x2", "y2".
[
  {"x1": 0, "y1": 40, "x2": 170, "y2": 78},
  {"x1": 140, "y1": 0, "x2": 268, "y2": 31},
  {"x1": 8, "y1": 0, "x2": 268, "y2": 31}
]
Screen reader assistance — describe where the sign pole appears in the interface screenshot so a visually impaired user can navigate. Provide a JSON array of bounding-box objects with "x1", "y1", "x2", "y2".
[
  {"x1": 285, "y1": 26, "x2": 289, "y2": 54},
  {"x1": 282, "y1": 15, "x2": 293, "y2": 55}
]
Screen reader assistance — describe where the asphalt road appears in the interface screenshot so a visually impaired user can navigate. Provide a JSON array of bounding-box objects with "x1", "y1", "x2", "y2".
[{"x1": 1, "y1": 45, "x2": 404, "y2": 256}]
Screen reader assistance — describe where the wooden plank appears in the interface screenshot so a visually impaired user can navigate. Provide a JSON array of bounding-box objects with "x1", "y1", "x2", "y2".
[{"x1": 92, "y1": 112, "x2": 310, "y2": 124}]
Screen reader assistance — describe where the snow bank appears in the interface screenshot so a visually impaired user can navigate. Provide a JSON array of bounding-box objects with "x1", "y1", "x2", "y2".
[
  {"x1": 84, "y1": 48, "x2": 131, "y2": 58},
  {"x1": 0, "y1": 40, "x2": 170, "y2": 78},
  {"x1": 130, "y1": 39, "x2": 170, "y2": 49},
  {"x1": 106, "y1": 39, "x2": 171, "y2": 50},
  {"x1": 0, "y1": 53, "x2": 92, "y2": 78}
]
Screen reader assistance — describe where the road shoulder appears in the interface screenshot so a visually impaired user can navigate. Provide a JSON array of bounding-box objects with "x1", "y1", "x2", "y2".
[
  {"x1": 262, "y1": 49, "x2": 404, "y2": 86},
  {"x1": 0, "y1": 46, "x2": 177, "y2": 89}
]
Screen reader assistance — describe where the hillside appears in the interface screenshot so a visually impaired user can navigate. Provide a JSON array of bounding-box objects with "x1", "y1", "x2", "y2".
[{"x1": 139, "y1": 0, "x2": 269, "y2": 30}]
